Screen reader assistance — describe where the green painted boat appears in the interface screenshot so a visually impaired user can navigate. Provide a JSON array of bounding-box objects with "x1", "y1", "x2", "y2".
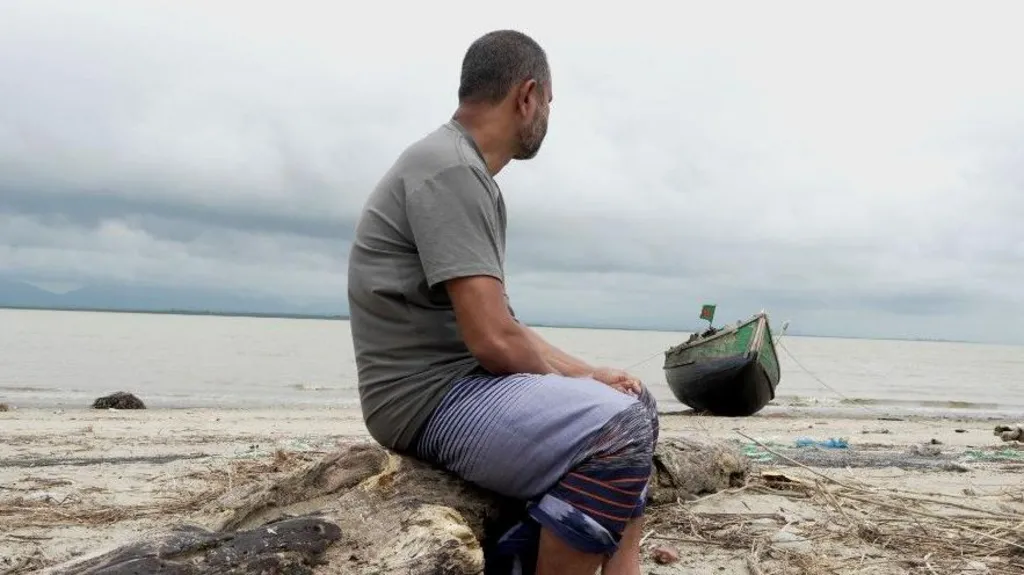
[{"x1": 662, "y1": 311, "x2": 781, "y2": 416}]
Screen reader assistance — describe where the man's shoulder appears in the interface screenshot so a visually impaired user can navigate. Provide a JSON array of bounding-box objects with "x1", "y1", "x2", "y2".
[{"x1": 391, "y1": 122, "x2": 490, "y2": 191}]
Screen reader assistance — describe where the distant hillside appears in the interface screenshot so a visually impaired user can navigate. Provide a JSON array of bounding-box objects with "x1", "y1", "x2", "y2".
[
  {"x1": 0, "y1": 279, "x2": 345, "y2": 317},
  {"x1": 0, "y1": 279, "x2": 63, "y2": 308}
]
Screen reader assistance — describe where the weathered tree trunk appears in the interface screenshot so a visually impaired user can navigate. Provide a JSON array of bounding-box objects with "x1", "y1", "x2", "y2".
[{"x1": 47, "y1": 437, "x2": 748, "y2": 575}]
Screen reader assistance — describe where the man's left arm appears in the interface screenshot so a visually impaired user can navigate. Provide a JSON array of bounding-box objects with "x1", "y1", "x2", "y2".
[
  {"x1": 519, "y1": 323, "x2": 643, "y2": 396},
  {"x1": 520, "y1": 324, "x2": 594, "y2": 377}
]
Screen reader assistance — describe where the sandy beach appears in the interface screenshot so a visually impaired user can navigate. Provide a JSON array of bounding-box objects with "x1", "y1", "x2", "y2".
[{"x1": 1, "y1": 405, "x2": 1022, "y2": 574}]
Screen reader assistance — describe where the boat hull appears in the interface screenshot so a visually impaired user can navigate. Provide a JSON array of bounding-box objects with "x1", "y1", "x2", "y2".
[
  {"x1": 664, "y1": 351, "x2": 775, "y2": 416},
  {"x1": 662, "y1": 312, "x2": 781, "y2": 416}
]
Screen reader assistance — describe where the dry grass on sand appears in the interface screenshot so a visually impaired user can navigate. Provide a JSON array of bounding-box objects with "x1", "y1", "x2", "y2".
[{"x1": 645, "y1": 455, "x2": 1024, "y2": 574}]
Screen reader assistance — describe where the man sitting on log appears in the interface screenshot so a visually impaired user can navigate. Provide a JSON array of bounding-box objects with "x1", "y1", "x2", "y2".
[{"x1": 347, "y1": 29, "x2": 659, "y2": 575}]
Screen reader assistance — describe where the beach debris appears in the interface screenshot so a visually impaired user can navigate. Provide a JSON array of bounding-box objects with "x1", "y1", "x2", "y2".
[
  {"x1": 651, "y1": 545, "x2": 680, "y2": 564},
  {"x1": 742, "y1": 443, "x2": 777, "y2": 463},
  {"x1": 45, "y1": 437, "x2": 748, "y2": 575},
  {"x1": 794, "y1": 437, "x2": 848, "y2": 449},
  {"x1": 964, "y1": 448, "x2": 1024, "y2": 465},
  {"x1": 1, "y1": 452, "x2": 209, "y2": 469},
  {"x1": 738, "y1": 432, "x2": 979, "y2": 472},
  {"x1": 770, "y1": 528, "x2": 812, "y2": 554},
  {"x1": 655, "y1": 455, "x2": 1024, "y2": 574},
  {"x1": 962, "y1": 561, "x2": 991, "y2": 573},
  {"x1": 91, "y1": 392, "x2": 146, "y2": 410},
  {"x1": 0, "y1": 402, "x2": 9, "y2": 412},
  {"x1": 649, "y1": 437, "x2": 750, "y2": 504},
  {"x1": 907, "y1": 443, "x2": 943, "y2": 457},
  {"x1": 761, "y1": 471, "x2": 802, "y2": 489},
  {"x1": 955, "y1": 428, "x2": 968, "y2": 433},
  {"x1": 994, "y1": 425, "x2": 1023, "y2": 443},
  {"x1": 861, "y1": 427, "x2": 891, "y2": 434}
]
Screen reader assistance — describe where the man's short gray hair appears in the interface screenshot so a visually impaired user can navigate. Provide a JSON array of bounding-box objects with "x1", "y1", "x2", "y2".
[{"x1": 458, "y1": 30, "x2": 550, "y2": 104}]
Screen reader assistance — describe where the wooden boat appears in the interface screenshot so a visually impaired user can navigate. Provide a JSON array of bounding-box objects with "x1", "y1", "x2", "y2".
[{"x1": 662, "y1": 310, "x2": 781, "y2": 416}]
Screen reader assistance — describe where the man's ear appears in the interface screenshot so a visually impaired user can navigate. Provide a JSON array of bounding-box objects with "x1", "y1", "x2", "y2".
[{"x1": 515, "y1": 78, "x2": 539, "y2": 116}]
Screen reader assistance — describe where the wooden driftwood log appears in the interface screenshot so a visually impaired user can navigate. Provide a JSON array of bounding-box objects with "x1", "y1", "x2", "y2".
[
  {"x1": 995, "y1": 424, "x2": 1023, "y2": 443},
  {"x1": 46, "y1": 436, "x2": 749, "y2": 575}
]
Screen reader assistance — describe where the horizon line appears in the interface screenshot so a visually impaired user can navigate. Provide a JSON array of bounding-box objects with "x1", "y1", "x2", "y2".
[{"x1": 0, "y1": 304, "x2": 1006, "y2": 346}]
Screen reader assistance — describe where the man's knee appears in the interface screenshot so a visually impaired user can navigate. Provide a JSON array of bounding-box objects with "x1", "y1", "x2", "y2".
[
  {"x1": 534, "y1": 400, "x2": 656, "y2": 556},
  {"x1": 636, "y1": 384, "x2": 658, "y2": 419},
  {"x1": 635, "y1": 384, "x2": 660, "y2": 448},
  {"x1": 600, "y1": 396, "x2": 656, "y2": 462}
]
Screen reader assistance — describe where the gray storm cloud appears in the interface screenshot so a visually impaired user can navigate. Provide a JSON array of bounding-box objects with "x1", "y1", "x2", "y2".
[{"x1": 1, "y1": 1, "x2": 1022, "y2": 342}]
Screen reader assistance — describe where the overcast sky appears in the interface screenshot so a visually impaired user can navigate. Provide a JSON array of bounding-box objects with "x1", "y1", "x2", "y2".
[{"x1": 1, "y1": 1, "x2": 1022, "y2": 343}]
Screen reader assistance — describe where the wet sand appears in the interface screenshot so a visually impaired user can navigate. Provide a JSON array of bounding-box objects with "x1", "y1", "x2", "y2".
[{"x1": 1, "y1": 406, "x2": 1022, "y2": 574}]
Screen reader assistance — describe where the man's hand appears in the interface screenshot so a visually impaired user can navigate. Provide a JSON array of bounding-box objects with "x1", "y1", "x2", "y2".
[{"x1": 590, "y1": 366, "x2": 643, "y2": 397}]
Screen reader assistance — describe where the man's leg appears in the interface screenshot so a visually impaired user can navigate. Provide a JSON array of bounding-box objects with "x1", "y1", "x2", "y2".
[
  {"x1": 602, "y1": 388, "x2": 659, "y2": 575},
  {"x1": 415, "y1": 373, "x2": 658, "y2": 573},
  {"x1": 537, "y1": 527, "x2": 605, "y2": 575},
  {"x1": 600, "y1": 518, "x2": 643, "y2": 575},
  {"x1": 527, "y1": 385, "x2": 658, "y2": 572}
]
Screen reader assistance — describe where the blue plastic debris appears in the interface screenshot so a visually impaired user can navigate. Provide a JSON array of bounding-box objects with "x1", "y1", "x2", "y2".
[{"x1": 794, "y1": 437, "x2": 849, "y2": 449}]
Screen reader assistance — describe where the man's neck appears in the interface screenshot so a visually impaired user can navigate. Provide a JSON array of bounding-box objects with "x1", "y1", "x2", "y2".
[{"x1": 451, "y1": 108, "x2": 514, "y2": 177}]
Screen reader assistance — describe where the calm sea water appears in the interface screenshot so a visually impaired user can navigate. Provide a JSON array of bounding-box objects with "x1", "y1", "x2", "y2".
[{"x1": 2, "y1": 309, "x2": 1023, "y2": 417}]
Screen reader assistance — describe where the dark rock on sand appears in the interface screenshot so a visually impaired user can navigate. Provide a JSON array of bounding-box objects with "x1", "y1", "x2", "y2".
[
  {"x1": 92, "y1": 392, "x2": 146, "y2": 410},
  {"x1": 51, "y1": 516, "x2": 340, "y2": 574},
  {"x1": 48, "y1": 437, "x2": 749, "y2": 575}
]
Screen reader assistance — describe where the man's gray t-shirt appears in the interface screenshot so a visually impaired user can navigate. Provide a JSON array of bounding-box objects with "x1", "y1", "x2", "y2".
[{"x1": 347, "y1": 120, "x2": 508, "y2": 452}]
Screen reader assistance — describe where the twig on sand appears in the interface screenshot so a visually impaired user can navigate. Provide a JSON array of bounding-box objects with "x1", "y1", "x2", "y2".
[
  {"x1": 647, "y1": 533, "x2": 718, "y2": 547},
  {"x1": 1, "y1": 534, "x2": 52, "y2": 541},
  {"x1": 0, "y1": 453, "x2": 211, "y2": 469},
  {"x1": 684, "y1": 484, "x2": 752, "y2": 506},
  {"x1": 745, "y1": 552, "x2": 765, "y2": 575}
]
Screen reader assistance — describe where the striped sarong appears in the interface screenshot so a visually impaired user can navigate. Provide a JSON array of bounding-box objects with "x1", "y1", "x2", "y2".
[{"x1": 415, "y1": 372, "x2": 659, "y2": 571}]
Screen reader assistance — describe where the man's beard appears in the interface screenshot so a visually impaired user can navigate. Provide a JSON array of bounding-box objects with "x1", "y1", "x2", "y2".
[{"x1": 513, "y1": 110, "x2": 548, "y2": 160}]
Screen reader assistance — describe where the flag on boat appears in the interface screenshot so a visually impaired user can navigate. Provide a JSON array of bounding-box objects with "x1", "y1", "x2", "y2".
[{"x1": 699, "y1": 304, "x2": 716, "y2": 322}]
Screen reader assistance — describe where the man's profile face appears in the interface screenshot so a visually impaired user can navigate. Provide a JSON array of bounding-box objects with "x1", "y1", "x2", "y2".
[{"x1": 514, "y1": 81, "x2": 551, "y2": 160}]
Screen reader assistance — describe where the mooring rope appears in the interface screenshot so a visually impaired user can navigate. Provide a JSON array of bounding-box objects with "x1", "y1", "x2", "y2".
[
  {"x1": 622, "y1": 349, "x2": 666, "y2": 372},
  {"x1": 776, "y1": 339, "x2": 854, "y2": 402}
]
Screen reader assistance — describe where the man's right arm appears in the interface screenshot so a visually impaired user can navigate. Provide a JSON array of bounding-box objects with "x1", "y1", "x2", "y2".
[
  {"x1": 446, "y1": 275, "x2": 555, "y2": 375},
  {"x1": 406, "y1": 164, "x2": 554, "y2": 376}
]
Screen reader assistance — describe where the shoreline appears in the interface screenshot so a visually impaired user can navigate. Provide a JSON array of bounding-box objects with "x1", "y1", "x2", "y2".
[{"x1": 4, "y1": 400, "x2": 1022, "y2": 423}]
